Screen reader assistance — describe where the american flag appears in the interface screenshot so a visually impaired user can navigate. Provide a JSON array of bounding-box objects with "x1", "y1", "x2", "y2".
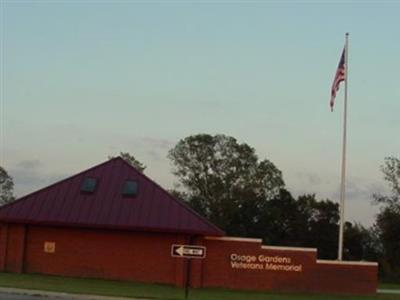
[{"x1": 330, "y1": 48, "x2": 346, "y2": 111}]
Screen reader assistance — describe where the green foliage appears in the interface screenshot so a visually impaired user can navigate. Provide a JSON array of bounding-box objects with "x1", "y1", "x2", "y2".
[
  {"x1": 376, "y1": 208, "x2": 400, "y2": 280},
  {"x1": 257, "y1": 189, "x2": 306, "y2": 247},
  {"x1": 109, "y1": 152, "x2": 146, "y2": 172},
  {"x1": 374, "y1": 156, "x2": 400, "y2": 212},
  {"x1": 168, "y1": 134, "x2": 284, "y2": 233},
  {"x1": 0, "y1": 166, "x2": 15, "y2": 205},
  {"x1": 260, "y1": 193, "x2": 340, "y2": 259},
  {"x1": 343, "y1": 223, "x2": 382, "y2": 261},
  {"x1": 168, "y1": 134, "x2": 349, "y2": 259},
  {"x1": 168, "y1": 135, "x2": 398, "y2": 270},
  {"x1": 0, "y1": 272, "x2": 397, "y2": 300},
  {"x1": 300, "y1": 195, "x2": 340, "y2": 259},
  {"x1": 373, "y1": 156, "x2": 400, "y2": 281}
]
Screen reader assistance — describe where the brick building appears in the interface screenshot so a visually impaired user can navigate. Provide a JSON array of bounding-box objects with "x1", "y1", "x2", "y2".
[{"x1": 0, "y1": 158, "x2": 377, "y2": 295}]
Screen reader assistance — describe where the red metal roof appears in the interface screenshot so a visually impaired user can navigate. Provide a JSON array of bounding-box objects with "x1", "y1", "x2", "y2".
[{"x1": 0, "y1": 158, "x2": 224, "y2": 236}]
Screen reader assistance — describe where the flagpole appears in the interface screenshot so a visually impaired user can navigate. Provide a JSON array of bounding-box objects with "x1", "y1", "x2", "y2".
[{"x1": 338, "y1": 32, "x2": 349, "y2": 261}]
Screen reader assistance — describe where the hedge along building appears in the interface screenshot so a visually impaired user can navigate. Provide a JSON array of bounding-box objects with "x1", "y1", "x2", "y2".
[{"x1": 0, "y1": 158, "x2": 378, "y2": 295}]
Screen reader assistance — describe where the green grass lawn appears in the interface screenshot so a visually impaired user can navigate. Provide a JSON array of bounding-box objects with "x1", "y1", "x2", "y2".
[
  {"x1": 379, "y1": 282, "x2": 400, "y2": 290},
  {"x1": 0, "y1": 272, "x2": 397, "y2": 300}
]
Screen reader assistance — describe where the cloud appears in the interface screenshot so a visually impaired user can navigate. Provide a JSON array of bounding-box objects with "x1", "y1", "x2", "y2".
[
  {"x1": 330, "y1": 177, "x2": 388, "y2": 203},
  {"x1": 17, "y1": 159, "x2": 43, "y2": 170},
  {"x1": 105, "y1": 136, "x2": 176, "y2": 167},
  {"x1": 139, "y1": 137, "x2": 175, "y2": 150},
  {"x1": 108, "y1": 136, "x2": 175, "y2": 153},
  {"x1": 9, "y1": 160, "x2": 68, "y2": 198},
  {"x1": 295, "y1": 172, "x2": 331, "y2": 186},
  {"x1": 330, "y1": 179, "x2": 388, "y2": 226},
  {"x1": 146, "y1": 149, "x2": 163, "y2": 162},
  {"x1": 288, "y1": 173, "x2": 387, "y2": 226},
  {"x1": 11, "y1": 159, "x2": 45, "y2": 186},
  {"x1": 139, "y1": 137, "x2": 176, "y2": 163},
  {"x1": 10, "y1": 169, "x2": 47, "y2": 186}
]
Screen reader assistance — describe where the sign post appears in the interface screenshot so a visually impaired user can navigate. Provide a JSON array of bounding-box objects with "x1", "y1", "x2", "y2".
[{"x1": 171, "y1": 244, "x2": 206, "y2": 299}]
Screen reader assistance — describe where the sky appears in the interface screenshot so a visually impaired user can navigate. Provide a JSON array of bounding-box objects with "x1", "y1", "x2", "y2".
[{"x1": 1, "y1": 1, "x2": 399, "y2": 227}]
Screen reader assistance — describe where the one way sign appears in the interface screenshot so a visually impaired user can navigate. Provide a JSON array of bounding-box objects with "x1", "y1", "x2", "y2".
[{"x1": 171, "y1": 244, "x2": 206, "y2": 259}]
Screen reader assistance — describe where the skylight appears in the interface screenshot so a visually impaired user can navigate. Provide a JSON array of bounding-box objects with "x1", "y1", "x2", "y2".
[
  {"x1": 122, "y1": 180, "x2": 138, "y2": 197},
  {"x1": 80, "y1": 177, "x2": 97, "y2": 193}
]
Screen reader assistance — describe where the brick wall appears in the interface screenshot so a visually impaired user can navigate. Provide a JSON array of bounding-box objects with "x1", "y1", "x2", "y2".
[
  {"x1": 0, "y1": 224, "x2": 188, "y2": 285},
  {"x1": 0, "y1": 224, "x2": 378, "y2": 295},
  {"x1": 0, "y1": 224, "x2": 26, "y2": 273},
  {"x1": 312, "y1": 260, "x2": 378, "y2": 294},
  {"x1": 197, "y1": 236, "x2": 378, "y2": 295}
]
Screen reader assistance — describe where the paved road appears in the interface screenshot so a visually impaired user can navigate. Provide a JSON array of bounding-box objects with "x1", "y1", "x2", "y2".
[
  {"x1": 0, "y1": 291, "x2": 106, "y2": 300},
  {"x1": 0, "y1": 289, "x2": 139, "y2": 300},
  {"x1": 0, "y1": 292, "x2": 60, "y2": 299}
]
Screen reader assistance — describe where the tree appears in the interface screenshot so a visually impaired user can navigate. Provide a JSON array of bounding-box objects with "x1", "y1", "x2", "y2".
[
  {"x1": 253, "y1": 192, "x2": 343, "y2": 259},
  {"x1": 168, "y1": 134, "x2": 285, "y2": 234},
  {"x1": 375, "y1": 208, "x2": 400, "y2": 279},
  {"x1": 256, "y1": 189, "x2": 304, "y2": 246},
  {"x1": 373, "y1": 156, "x2": 400, "y2": 280},
  {"x1": 374, "y1": 156, "x2": 400, "y2": 212},
  {"x1": 0, "y1": 166, "x2": 15, "y2": 205},
  {"x1": 109, "y1": 152, "x2": 146, "y2": 172},
  {"x1": 343, "y1": 222, "x2": 382, "y2": 261},
  {"x1": 297, "y1": 194, "x2": 340, "y2": 259}
]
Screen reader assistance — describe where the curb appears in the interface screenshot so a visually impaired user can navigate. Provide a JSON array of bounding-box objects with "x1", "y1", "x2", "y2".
[
  {"x1": 377, "y1": 289, "x2": 400, "y2": 294},
  {"x1": 0, "y1": 287, "x2": 147, "y2": 299}
]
